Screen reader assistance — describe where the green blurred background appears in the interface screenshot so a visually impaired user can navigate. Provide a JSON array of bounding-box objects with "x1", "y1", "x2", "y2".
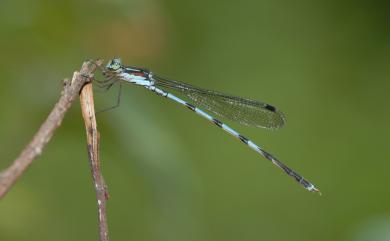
[{"x1": 1, "y1": 0, "x2": 389, "y2": 241}]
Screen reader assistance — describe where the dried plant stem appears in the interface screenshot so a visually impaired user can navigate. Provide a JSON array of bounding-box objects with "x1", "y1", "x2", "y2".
[
  {"x1": 0, "y1": 60, "x2": 99, "y2": 198},
  {"x1": 80, "y1": 82, "x2": 109, "y2": 241}
]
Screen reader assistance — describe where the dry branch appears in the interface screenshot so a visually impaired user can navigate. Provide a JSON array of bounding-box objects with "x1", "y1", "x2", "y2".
[
  {"x1": 0, "y1": 60, "x2": 99, "y2": 198},
  {"x1": 0, "y1": 59, "x2": 110, "y2": 241},
  {"x1": 80, "y1": 82, "x2": 109, "y2": 241}
]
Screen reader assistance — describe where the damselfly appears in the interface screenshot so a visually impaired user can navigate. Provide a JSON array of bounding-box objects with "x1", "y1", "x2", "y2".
[{"x1": 94, "y1": 58, "x2": 320, "y2": 193}]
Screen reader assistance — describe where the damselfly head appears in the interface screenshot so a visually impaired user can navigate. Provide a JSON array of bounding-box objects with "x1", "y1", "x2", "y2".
[{"x1": 106, "y1": 58, "x2": 122, "y2": 71}]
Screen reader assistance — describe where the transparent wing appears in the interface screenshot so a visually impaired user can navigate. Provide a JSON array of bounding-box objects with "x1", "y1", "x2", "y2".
[{"x1": 153, "y1": 75, "x2": 286, "y2": 129}]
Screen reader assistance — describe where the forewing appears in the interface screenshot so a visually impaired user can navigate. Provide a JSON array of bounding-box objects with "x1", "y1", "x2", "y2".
[{"x1": 153, "y1": 76, "x2": 285, "y2": 129}]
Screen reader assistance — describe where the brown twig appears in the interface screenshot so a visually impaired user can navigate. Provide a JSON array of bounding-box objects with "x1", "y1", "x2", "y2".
[
  {"x1": 0, "y1": 60, "x2": 99, "y2": 198},
  {"x1": 80, "y1": 82, "x2": 110, "y2": 241}
]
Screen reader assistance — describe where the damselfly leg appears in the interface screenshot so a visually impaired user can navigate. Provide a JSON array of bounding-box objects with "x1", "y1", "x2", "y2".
[
  {"x1": 90, "y1": 64, "x2": 123, "y2": 112},
  {"x1": 95, "y1": 83, "x2": 123, "y2": 113}
]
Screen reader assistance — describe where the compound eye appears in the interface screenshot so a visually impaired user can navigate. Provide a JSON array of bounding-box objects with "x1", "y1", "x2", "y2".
[{"x1": 106, "y1": 58, "x2": 122, "y2": 70}]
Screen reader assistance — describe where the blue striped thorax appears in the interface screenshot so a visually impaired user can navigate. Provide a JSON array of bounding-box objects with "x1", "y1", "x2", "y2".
[{"x1": 105, "y1": 58, "x2": 154, "y2": 86}]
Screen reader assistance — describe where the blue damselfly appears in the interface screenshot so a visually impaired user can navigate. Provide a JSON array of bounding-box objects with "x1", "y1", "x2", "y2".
[{"x1": 94, "y1": 58, "x2": 320, "y2": 193}]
